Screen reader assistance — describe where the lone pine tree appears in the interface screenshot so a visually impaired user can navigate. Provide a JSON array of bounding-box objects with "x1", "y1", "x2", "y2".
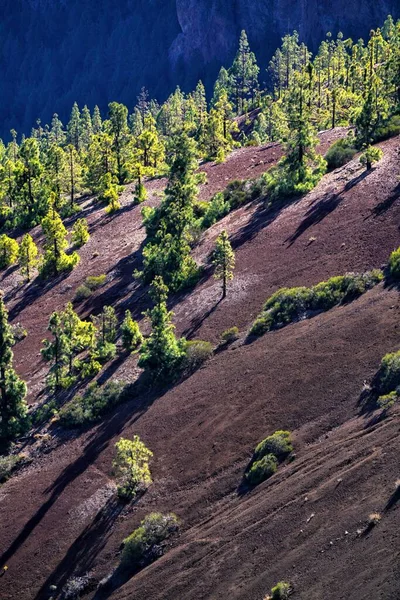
[{"x1": 212, "y1": 230, "x2": 235, "y2": 299}]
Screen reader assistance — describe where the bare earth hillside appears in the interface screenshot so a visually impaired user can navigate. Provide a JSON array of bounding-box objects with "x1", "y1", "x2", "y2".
[{"x1": 0, "y1": 133, "x2": 399, "y2": 600}]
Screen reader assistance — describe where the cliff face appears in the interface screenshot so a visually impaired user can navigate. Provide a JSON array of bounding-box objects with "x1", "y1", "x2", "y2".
[{"x1": 0, "y1": 0, "x2": 398, "y2": 137}]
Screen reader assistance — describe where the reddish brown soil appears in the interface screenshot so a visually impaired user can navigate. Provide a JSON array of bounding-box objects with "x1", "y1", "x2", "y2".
[{"x1": 0, "y1": 132, "x2": 399, "y2": 600}]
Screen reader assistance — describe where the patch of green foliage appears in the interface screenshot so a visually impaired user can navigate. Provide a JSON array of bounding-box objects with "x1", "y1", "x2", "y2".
[
  {"x1": 74, "y1": 284, "x2": 92, "y2": 302},
  {"x1": 113, "y1": 435, "x2": 153, "y2": 499},
  {"x1": 246, "y1": 431, "x2": 293, "y2": 486},
  {"x1": 254, "y1": 430, "x2": 293, "y2": 460},
  {"x1": 325, "y1": 137, "x2": 357, "y2": 169},
  {"x1": 246, "y1": 454, "x2": 278, "y2": 485},
  {"x1": 32, "y1": 399, "x2": 58, "y2": 425},
  {"x1": 389, "y1": 247, "x2": 400, "y2": 280},
  {"x1": 359, "y1": 145, "x2": 383, "y2": 170},
  {"x1": 121, "y1": 310, "x2": 143, "y2": 352},
  {"x1": 250, "y1": 270, "x2": 383, "y2": 337},
  {"x1": 0, "y1": 454, "x2": 22, "y2": 483},
  {"x1": 86, "y1": 274, "x2": 107, "y2": 289},
  {"x1": 377, "y1": 391, "x2": 398, "y2": 409},
  {"x1": 221, "y1": 326, "x2": 240, "y2": 343},
  {"x1": 59, "y1": 381, "x2": 127, "y2": 427},
  {"x1": 376, "y1": 350, "x2": 400, "y2": 395},
  {"x1": 270, "y1": 581, "x2": 291, "y2": 600},
  {"x1": 182, "y1": 340, "x2": 213, "y2": 373},
  {"x1": 121, "y1": 512, "x2": 179, "y2": 568},
  {"x1": 373, "y1": 114, "x2": 400, "y2": 143},
  {"x1": 74, "y1": 274, "x2": 107, "y2": 302}
]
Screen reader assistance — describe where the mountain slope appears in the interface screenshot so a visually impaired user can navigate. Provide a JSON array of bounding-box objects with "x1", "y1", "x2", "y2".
[{"x1": 0, "y1": 134, "x2": 399, "y2": 600}]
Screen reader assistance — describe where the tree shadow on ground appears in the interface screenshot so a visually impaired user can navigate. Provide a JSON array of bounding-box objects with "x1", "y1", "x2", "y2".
[
  {"x1": 7, "y1": 271, "x2": 76, "y2": 322},
  {"x1": 0, "y1": 372, "x2": 158, "y2": 570},
  {"x1": 366, "y1": 182, "x2": 400, "y2": 219},
  {"x1": 285, "y1": 169, "x2": 371, "y2": 246},
  {"x1": 181, "y1": 296, "x2": 223, "y2": 339},
  {"x1": 384, "y1": 485, "x2": 400, "y2": 513},
  {"x1": 32, "y1": 495, "x2": 126, "y2": 600}
]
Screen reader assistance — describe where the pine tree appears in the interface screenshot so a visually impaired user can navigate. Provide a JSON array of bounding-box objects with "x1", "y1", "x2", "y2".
[
  {"x1": 142, "y1": 132, "x2": 199, "y2": 290},
  {"x1": 71, "y1": 218, "x2": 90, "y2": 247},
  {"x1": 41, "y1": 311, "x2": 69, "y2": 390},
  {"x1": 15, "y1": 137, "x2": 45, "y2": 225},
  {"x1": 91, "y1": 305, "x2": 117, "y2": 362},
  {"x1": 139, "y1": 276, "x2": 185, "y2": 378},
  {"x1": 80, "y1": 105, "x2": 93, "y2": 149},
  {"x1": 61, "y1": 302, "x2": 93, "y2": 376},
  {"x1": 121, "y1": 310, "x2": 143, "y2": 352},
  {"x1": 66, "y1": 144, "x2": 83, "y2": 207},
  {"x1": 268, "y1": 72, "x2": 326, "y2": 196},
  {"x1": 85, "y1": 133, "x2": 116, "y2": 194},
  {"x1": 0, "y1": 294, "x2": 28, "y2": 449},
  {"x1": 0, "y1": 234, "x2": 19, "y2": 269},
  {"x1": 49, "y1": 113, "x2": 66, "y2": 146},
  {"x1": 229, "y1": 30, "x2": 260, "y2": 114},
  {"x1": 212, "y1": 230, "x2": 235, "y2": 299},
  {"x1": 98, "y1": 172, "x2": 120, "y2": 213},
  {"x1": 108, "y1": 102, "x2": 129, "y2": 184},
  {"x1": 41, "y1": 207, "x2": 80, "y2": 277},
  {"x1": 18, "y1": 234, "x2": 39, "y2": 281},
  {"x1": 67, "y1": 102, "x2": 81, "y2": 150},
  {"x1": 92, "y1": 105, "x2": 103, "y2": 135},
  {"x1": 212, "y1": 67, "x2": 231, "y2": 106},
  {"x1": 136, "y1": 87, "x2": 150, "y2": 126},
  {"x1": 45, "y1": 143, "x2": 67, "y2": 209}
]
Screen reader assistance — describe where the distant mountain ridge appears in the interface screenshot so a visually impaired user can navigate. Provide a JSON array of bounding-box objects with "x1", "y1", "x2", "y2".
[{"x1": 1, "y1": 0, "x2": 398, "y2": 137}]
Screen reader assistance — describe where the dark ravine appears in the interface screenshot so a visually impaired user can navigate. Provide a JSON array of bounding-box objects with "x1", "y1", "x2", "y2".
[{"x1": 1, "y1": 0, "x2": 399, "y2": 136}]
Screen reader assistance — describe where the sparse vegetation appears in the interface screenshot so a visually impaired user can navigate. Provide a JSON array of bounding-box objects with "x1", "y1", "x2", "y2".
[
  {"x1": 254, "y1": 431, "x2": 293, "y2": 460},
  {"x1": 62, "y1": 574, "x2": 94, "y2": 599},
  {"x1": 71, "y1": 217, "x2": 90, "y2": 247},
  {"x1": 269, "y1": 581, "x2": 291, "y2": 600},
  {"x1": 368, "y1": 512, "x2": 382, "y2": 526},
  {"x1": 389, "y1": 246, "x2": 400, "y2": 280},
  {"x1": 376, "y1": 350, "x2": 400, "y2": 395},
  {"x1": 74, "y1": 273, "x2": 107, "y2": 302},
  {"x1": 246, "y1": 431, "x2": 293, "y2": 486},
  {"x1": 121, "y1": 512, "x2": 179, "y2": 568},
  {"x1": 182, "y1": 340, "x2": 213, "y2": 373},
  {"x1": 246, "y1": 453, "x2": 278, "y2": 485},
  {"x1": 221, "y1": 326, "x2": 240, "y2": 343},
  {"x1": 139, "y1": 277, "x2": 186, "y2": 380},
  {"x1": 59, "y1": 381, "x2": 127, "y2": 427},
  {"x1": 250, "y1": 270, "x2": 383, "y2": 336},
  {"x1": 325, "y1": 137, "x2": 357, "y2": 169},
  {"x1": 113, "y1": 435, "x2": 153, "y2": 499},
  {"x1": 0, "y1": 454, "x2": 22, "y2": 482},
  {"x1": 0, "y1": 234, "x2": 19, "y2": 269}
]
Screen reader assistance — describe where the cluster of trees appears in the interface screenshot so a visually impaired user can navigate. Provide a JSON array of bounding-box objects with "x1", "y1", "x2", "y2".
[
  {"x1": 0, "y1": 212, "x2": 89, "y2": 280},
  {"x1": 253, "y1": 17, "x2": 400, "y2": 144},
  {"x1": 42, "y1": 303, "x2": 142, "y2": 390}
]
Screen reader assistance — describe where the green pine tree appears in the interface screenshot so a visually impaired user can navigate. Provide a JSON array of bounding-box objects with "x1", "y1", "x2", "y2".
[
  {"x1": 139, "y1": 277, "x2": 185, "y2": 379},
  {"x1": 212, "y1": 230, "x2": 235, "y2": 298},
  {"x1": 18, "y1": 234, "x2": 39, "y2": 281},
  {"x1": 121, "y1": 310, "x2": 143, "y2": 352},
  {"x1": 0, "y1": 294, "x2": 29, "y2": 449}
]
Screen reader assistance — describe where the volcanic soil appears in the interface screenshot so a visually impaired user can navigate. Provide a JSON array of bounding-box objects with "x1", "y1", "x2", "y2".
[{"x1": 0, "y1": 132, "x2": 399, "y2": 600}]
